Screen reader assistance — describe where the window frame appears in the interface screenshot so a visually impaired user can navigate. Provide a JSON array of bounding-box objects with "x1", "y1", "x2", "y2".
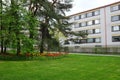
[
  {"x1": 86, "y1": 12, "x2": 93, "y2": 17},
  {"x1": 81, "y1": 14, "x2": 86, "y2": 19},
  {"x1": 81, "y1": 22, "x2": 86, "y2": 27},
  {"x1": 88, "y1": 29, "x2": 93, "y2": 34},
  {"x1": 74, "y1": 23, "x2": 79, "y2": 28},
  {"x1": 94, "y1": 19, "x2": 100, "y2": 25},
  {"x1": 80, "y1": 39, "x2": 87, "y2": 43},
  {"x1": 111, "y1": 15, "x2": 120, "y2": 22},
  {"x1": 111, "y1": 5, "x2": 120, "y2": 12},
  {"x1": 112, "y1": 25, "x2": 120, "y2": 32},
  {"x1": 94, "y1": 10, "x2": 100, "y2": 16},
  {"x1": 94, "y1": 29, "x2": 101, "y2": 34},
  {"x1": 95, "y1": 38, "x2": 101, "y2": 43},
  {"x1": 87, "y1": 20, "x2": 93, "y2": 26},
  {"x1": 112, "y1": 36, "x2": 120, "y2": 42},
  {"x1": 74, "y1": 15, "x2": 80, "y2": 20},
  {"x1": 87, "y1": 38, "x2": 94, "y2": 43}
]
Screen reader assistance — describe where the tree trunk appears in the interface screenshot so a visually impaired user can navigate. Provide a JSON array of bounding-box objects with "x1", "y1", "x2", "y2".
[
  {"x1": 3, "y1": 46, "x2": 6, "y2": 54},
  {"x1": 40, "y1": 28, "x2": 44, "y2": 54},
  {"x1": 29, "y1": 31, "x2": 33, "y2": 39},
  {"x1": 0, "y1": 1, "x2": 3, "y2": 54},
  {"x1": 16, "y1": 37, "x2": 20, "y2": 55},
  {"x1": 1, "y1": 40, "x2": 4, "y2": 54},
  {"x1": 39, "y1": 21, "x2": 50, "y2": 54},
  {"x1": 39, "y1": 23, "x2": 46, "y2": 54},
  {"x1": 3, "y1": 40, "x2": 8, "y2": 54},
  {"x1": 40, "y1": 39, "x2": 44, "y2": 54}
]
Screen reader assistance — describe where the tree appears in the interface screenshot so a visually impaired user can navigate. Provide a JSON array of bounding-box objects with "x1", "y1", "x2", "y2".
[
  {"x1": 0, "y1": 0, "x2": 38, "y2": 55},
  {"x1": 27, "y1": 0, "x2": 73, "y2": 53},
  {"x1": 0, "y1": 0, "x2": 87, "y2": 55},
  {"x1": 0, "y1": 0, "x2": 3, "y2": 54}
]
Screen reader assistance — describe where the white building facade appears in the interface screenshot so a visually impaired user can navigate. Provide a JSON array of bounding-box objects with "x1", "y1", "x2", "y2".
[{"x1": 63, "y1": 2, "x2": 120, "y2": 53}]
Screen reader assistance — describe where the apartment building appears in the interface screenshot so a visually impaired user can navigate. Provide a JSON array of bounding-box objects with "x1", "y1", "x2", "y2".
[{"x1": 63, "y1": 1, "x2": 120, "y2": 52}]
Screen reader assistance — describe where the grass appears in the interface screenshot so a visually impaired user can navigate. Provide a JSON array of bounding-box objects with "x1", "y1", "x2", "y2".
[{"x1": 0, "y1": 54, "x2": 120, "y2": 80}]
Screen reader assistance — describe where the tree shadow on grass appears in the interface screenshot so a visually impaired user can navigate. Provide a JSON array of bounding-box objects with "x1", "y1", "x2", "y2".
[
  {"x1": 0, "y1": 54, "x2": 67, "y2": 61},
  {"x1": 0, "y1": 54, "x2": 47, "y2": 61}
]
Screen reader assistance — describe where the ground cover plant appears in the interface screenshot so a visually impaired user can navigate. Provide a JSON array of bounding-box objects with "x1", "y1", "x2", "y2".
[
  {"x1": 0, "y1": 54, "x2": 120, "y2": 80},
  {"x1": 0, "y1": 52, "x2": 68, "y2": 61}
]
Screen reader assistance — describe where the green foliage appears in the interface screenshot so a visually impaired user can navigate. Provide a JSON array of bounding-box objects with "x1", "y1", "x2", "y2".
[
  {"x1": 0, "y1": 0, "x2": 79, "y2": 54},
  {"x1": 21, "y1": 37, "x2": 35, "y2": 53},
  {"x1": 0, "y1": 0, "x2": 38, "y2": 54}
]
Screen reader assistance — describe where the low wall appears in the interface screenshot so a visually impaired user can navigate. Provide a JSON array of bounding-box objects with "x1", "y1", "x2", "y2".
[{"x1": 67, "y1": 47, "x2": 120, "y2": 54}]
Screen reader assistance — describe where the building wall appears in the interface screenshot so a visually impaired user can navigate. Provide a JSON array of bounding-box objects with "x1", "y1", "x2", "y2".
[{"x1": 63, "y1": 2, "x2": 120, "y2": 52}]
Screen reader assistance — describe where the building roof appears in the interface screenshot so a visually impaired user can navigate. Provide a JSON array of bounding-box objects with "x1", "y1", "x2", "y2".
[{"x1": 67, "y1": 1, "x2": 120, "y2": 17}]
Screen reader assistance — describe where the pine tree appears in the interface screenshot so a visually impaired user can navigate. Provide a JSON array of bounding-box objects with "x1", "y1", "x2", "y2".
[{"x1": 26, "y1": 0, "x2": 73, "y2": 53}]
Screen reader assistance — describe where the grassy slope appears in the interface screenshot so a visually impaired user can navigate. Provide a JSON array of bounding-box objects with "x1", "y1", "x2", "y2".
[{"x1": 0, "y1": 54, "x2": 120, "y2": 80}]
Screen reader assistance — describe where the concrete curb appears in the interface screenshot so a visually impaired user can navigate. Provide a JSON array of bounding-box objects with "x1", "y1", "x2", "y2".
[{"x1": 70, "y1": 53, "x2": 120, "y2": 57}]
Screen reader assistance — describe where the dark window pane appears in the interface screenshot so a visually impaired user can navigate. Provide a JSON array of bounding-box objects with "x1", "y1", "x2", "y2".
[
  {"x1": 81, "y1": 39, "x2": 87, "y2": 43},
  {"x1": 87, "y1": 38, "x2": 94, "y2": 43},
  {"x1": 74, "y1": 15, "x2": 79, "y2": 20},
  {"x1": 111, "y1": 5, "x2": 119, "y2": 12},
  {"x1": 112, "y1": 36, "x2": 120, "y2": 42},
  {"x1": 87, "y1": 12, "x2": 92, "y2": 17},
  {"x1": 111, "y1": 15, "x2": 120, "y2": 21},
  {"x1": 88, "y1": 29, "x2": 93, "y2": 34},
  {"x1": 74, "y1": 23, "x2": 79, "y2": 28},
  {"x1": 81, "y1": 22, "x2": 86, "y2": 27},
  {"x1": 81, "y1": 14, "x2": 86, "y2": 19}
]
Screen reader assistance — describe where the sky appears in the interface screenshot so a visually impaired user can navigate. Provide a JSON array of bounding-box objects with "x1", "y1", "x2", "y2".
[{"x1": 66, "y1": 0, "x2": 120, "y2": 16}]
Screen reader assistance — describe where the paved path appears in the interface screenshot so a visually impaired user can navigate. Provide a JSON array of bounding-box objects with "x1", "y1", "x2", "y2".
[{"x1": 70, "y1": 53, "x2": 120, "y2": 57}]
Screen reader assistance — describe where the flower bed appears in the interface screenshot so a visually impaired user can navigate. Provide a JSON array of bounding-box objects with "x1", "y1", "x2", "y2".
[
  {"x1": 0, "y1": 52, "x2": 69, "y2": 60},
  {"x1": 25, "y1": 52, "x2": 69, "y2": 58},
  {"x1": 45, "y1": 52, "x2": 68, "y2": 57}
]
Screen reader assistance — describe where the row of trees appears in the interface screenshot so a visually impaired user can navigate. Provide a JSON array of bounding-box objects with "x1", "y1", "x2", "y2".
[{"x1": 0, "y1": 0, "x2": 73, "y2": 55}]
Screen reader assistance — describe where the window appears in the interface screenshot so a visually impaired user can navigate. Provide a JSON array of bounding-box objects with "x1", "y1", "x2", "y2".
[
  {"x1": 112, "y1": 36, "x2": 120, "y2": 42},
  {"x1": 79, "y1": 15, "x2": 81, "y2": 19},
  {"x1": 95, "y1": 38, "x2": 101, "y2": 43},
  {"x1": 74, "y1": 15, "x2": 79, "y2": 20},
  {"x1": 87, "y1": 38, "x2": 94, "y2": 43},
  {"x1": 69, "y1": 16, "x2": 74, "y2": 22},
  {"x1": 88, "y1": 30, "x2": 93, "y2": 34},
  {"x1": 79, "y1": 23, "x2": 81, "y2": 27},
  {"x1": 112, "y1": 25, "x2": 120, "y2": 32},
  {"x1": 87, "y1": 29, "x2": 100, "y2": 34},
  {"x1": 94, "y1": 29, "x2": 101, "y2": 33},
  {"x1": 81, "y1": 14, "x2": 86, "y2": 19},
  {"x1": 81, "y1": 39, "x2": 87, "y2": 43},
  {"x1": 81, "y1": 22, "x2": 86, "y2": 27},
  {"x1": 87, "y1": 21, "x2": 93, "y2": 26},
  {"x1": 74, "y1": 39, "x2": 80, "y2": 44},
  {"x1": 74, "y1": 23, "x2": 79, "y2": 28},
  {"x1": 87, "y1": 12, "x2": 92, "y2": 17},
  {"x1": 111, "y1": 15, "x2": 120, "y2": 22},
  {"x1": 94, "y1": 19, "x2": 100, "y2": 24},
  {"x1": 111, "y1": 5, "x2": 120, "y2": 12},
  {"x1": 87, "y1": 38, "x2": 101, "y2": 43},
  {"x1": 94, "y1": 10, "x2": 100, "y2": 16}
]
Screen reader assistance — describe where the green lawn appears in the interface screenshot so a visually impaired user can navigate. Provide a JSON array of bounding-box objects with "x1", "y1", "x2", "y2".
[{"x1": 0, "y1": 54, "x2": 120, "y2": 80}]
